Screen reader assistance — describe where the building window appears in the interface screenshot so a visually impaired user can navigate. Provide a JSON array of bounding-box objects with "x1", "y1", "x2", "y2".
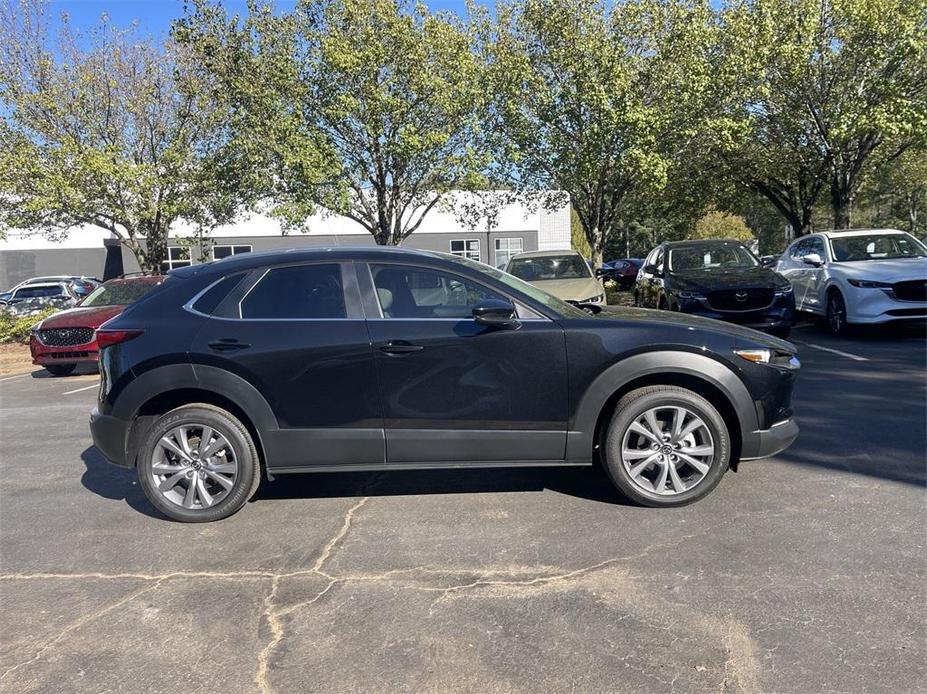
[
  {"x1": 212, "y1": 244, "x2": 252, "y2": 260},
  {"x1": 160, "y1": 246, "x2": 191, "y2": 273},
  {"x1": 494, "y1": 237, "x2": 523, "y2": 269},
  {"x1": 450, "y1": 239, "x2": 480, "y2": 262}
]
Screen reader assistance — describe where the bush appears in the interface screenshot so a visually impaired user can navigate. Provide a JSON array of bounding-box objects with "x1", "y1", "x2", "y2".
[{"x1": 0, "y1": 307, "x2": 58, "y2": 344}]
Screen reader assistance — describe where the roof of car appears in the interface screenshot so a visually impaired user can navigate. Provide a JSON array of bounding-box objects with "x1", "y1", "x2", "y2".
[
  {"x1": 15, "y1": 282, "x2": 68, "y2": 290},
  {"x1": 816, "y1": 228, "x2": 906, "y2": 238},
  {"x1": 103, "y1": 275, "x2": 164, "y2": 286},
  {"x1": 662, "y1": 238, "x2": 747, "y2": 248},
  {"x1": 507, "y1": 249, "x2": 584, "y2": 260}
]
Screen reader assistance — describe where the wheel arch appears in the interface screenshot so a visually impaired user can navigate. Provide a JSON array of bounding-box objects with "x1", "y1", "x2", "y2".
[{"x1": 568, "y1": 351, "x2": 757, "y2": 467}]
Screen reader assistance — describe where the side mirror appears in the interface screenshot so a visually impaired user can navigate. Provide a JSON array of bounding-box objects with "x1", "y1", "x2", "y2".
[
  {"x1": 594, "y1": 267, "x2": 606, "y2": 278},
  {"x1": 643, "y1": 264, "x2": 657, "y2": 275},
  {"x1": 760, "y1": 255, "x2": 777, "y2": 268},
  {"x1": 473, "y1": 298, "x2": 519, "y2": 329},
  {"x1": 802, "y1": 253, "x2": 823, "y2": 267}
]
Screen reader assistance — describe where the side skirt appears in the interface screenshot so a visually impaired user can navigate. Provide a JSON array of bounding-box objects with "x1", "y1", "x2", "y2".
[{"x1": 267, "y1": 459, "x2": 590, "y2": 476}]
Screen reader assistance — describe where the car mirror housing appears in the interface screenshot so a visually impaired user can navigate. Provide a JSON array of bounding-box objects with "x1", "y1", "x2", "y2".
[
  {"x1": 472, "y1": 298, "x2": 519, "y2": 329},
  {"x1": 802, "y1": 253, "x2": 824, "y2": 267},
  {"x1": 760, "y1": 255, "x2": 777, "y2": 268}
]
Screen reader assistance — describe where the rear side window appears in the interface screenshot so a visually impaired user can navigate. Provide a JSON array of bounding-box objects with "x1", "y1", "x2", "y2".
[
  {"x1": 192, "y1": 274, "x2": 245, "y2": 315},
  {"x1": 241, "y1": 264, "x2": 345, "y2": 319}
]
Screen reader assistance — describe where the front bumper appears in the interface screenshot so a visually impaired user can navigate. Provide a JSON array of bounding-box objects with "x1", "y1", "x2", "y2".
[
  {"x1": 846, "y1": 288, "x2": 926, "y2": 324},
  {"x1": 679, "y1": 295, "x2": 794, "y2": 332},
  {"x1": 30, "y1": 335, "x2": 99, "y2": 365},
  {"x1": 90, "y1": 407, "x2": 131, "y2": 468},
  {"x1": 741, "y1": 417, "x2": 799, "y2": 460}
]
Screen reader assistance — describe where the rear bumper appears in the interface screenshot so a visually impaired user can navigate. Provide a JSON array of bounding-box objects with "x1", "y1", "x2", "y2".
[
  {"x1": 90, "y1": 407, "x2": 131, "y2": 468},
  {"x1": 741, "y1": 418, "x2": 799, "y2": 460}
]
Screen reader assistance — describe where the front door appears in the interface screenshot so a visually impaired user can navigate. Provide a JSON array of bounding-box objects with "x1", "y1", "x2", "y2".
[{"x1": 362, "y1": 262, "x2": 568, "y2": 463}]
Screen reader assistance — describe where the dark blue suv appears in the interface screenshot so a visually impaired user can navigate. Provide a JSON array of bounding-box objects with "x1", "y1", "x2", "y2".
[{"x1": 91, "y1": 247, "x2": 799, "y2": 522}]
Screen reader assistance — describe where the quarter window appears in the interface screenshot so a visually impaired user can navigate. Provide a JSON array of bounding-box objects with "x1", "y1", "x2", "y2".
[
  {"x1": 494, "y1": 237, "x2": 523, "y2": 269},
  {"x1": 371, "y1": 264, "x2": 505, "y2": 319},
  {"x1": 240, "y1": 264, "x2": 346, "y2": 319},
  {"x1": 450, "y1": 239, "x2": 481, "y2": 262},
  {"x1": 160, "y1": 247, "x2": 191, "y2": 272},
  {"x1": 212, "y1": 244, "x2": 252, "y2": 260}
]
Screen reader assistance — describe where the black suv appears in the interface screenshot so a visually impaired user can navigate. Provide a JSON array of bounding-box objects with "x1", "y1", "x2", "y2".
[
  {"x1": 90, "y1": 247, "x2": 800, "y2": 522},
  {"x1": 635, "y1": 239, "x2": 795, "y2": 338}
]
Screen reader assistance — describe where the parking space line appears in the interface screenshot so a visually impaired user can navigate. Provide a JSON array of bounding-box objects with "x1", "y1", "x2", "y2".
[
  {"x1": 62, "y1": 383, "x2": 99, "y2": 395},
  {"x1": 792, "y1": 341, "x2": 868, "y2": 362},
  {"x1": 0, "y1": 373, "x2": 30, "y2": 383}
]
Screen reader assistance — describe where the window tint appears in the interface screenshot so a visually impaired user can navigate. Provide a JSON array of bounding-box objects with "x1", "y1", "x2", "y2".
[
  {"x1": 192, "y1": 274, "x2": 245, "y2": 315},
  {"x1": 371, "y1": 264, "x2": 505, "y2": 319},
  {"x1": 241, "y1": 265, "x2": 345, "y2": 319}
]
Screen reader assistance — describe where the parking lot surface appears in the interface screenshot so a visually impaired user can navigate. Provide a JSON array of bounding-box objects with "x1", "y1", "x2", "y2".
[{"x1": 1, "y1": 322, "x2": 924, "y2": 693}]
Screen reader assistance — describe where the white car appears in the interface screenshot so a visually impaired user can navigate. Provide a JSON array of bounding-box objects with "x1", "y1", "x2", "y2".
[{"x1": 775, "y1": 229, "x2": 927, "y2": 335}]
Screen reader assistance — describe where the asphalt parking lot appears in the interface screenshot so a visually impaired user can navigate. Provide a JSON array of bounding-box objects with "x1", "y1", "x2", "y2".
[{"x1": 1, "y1": 321, "x2": 924, "y2": 694}]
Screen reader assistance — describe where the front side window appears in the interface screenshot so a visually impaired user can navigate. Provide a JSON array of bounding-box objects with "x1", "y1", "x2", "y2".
[
  {"x1": 371, "y1": 264, "x2": 505, "y2": 319},
  {"x1": 161, "y1": 247, "x2": 192, "y2": 273},
  {"x1": 212, "y1": 244, "x2": 252, "y2": 260},
  {"x1": 829, "y1": 233, "x2": 927, "y2": 262},
  {"x1": 494, "y1": 237, "x2": 524, "y2": 269},
  {"x1": 507, "y1": 253, "x2": 593, "y2": 281},
  {"x1": 450, "y1": 239, "x2": 481, "y2": 262},
  {"x1": 240, "y1": 264, "x2": 345, "y2": 319}
]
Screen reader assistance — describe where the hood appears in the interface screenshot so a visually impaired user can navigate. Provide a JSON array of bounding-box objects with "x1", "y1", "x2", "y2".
[
  {"x1": 672, "y1": 266, "x2": 787, "y2": 293},
  {"x1": 832, "y1": 256, "x2": 927, "y2": 281},
  {"x1": 596, "y1": 304, "x2": 796, "y2": 352},
  {"x1": 529, "y1": 277, "x2": 602, "y2": 302},
  {"x1": 36, "y1": 304, "x2": 125, "y2": 329}
]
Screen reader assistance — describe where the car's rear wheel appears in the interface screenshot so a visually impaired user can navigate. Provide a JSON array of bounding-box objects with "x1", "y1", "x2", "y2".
[
  {"x1": 826, "y1": 291, "x2": 848, "y2": 336},
  {"x1": 603, "y1": 386, "x2": 730, "y2": 507},
  {"x1": 44, "y1": 364, "x2": 75, "y2": 377},
  {"x1": 137, "y1": 404, "x2": 260, "y2": 522}
]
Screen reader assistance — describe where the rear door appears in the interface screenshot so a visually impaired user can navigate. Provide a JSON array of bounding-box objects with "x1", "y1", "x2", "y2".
[
  {"x1": 360, "y1": 261, "x2": 568, "y2": 464},
  {"x1": 189, "y1": 261, "x2": 384, "y2": 469}
]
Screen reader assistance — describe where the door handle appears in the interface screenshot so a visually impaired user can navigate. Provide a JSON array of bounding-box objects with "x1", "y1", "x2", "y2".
[
  {"x1": 379, "y1": 340, "x2": 424, "y2": 355},
  {"x1": 208, "y1": 339, "x2": 251, "y2": 352}
]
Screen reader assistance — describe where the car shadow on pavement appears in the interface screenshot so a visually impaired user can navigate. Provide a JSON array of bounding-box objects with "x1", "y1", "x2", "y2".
[{"x1": 80, "y1": 446, "x2": 171, "y2": 520}]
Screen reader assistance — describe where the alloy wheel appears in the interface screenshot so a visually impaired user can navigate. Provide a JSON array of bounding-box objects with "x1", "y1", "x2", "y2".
[
  {"x1": 828, "y1": 294, "x2": 846, "y2": 334},
  {"x1": 149, "y1": 424, "x2": 239, "y2": 510},
  {"x1": 620, "y1": 405, "x2": 715, "y2": 496}
]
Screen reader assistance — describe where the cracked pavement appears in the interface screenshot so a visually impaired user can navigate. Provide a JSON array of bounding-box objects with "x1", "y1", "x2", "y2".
[{"x1": 1, "y1": 324, "x2": 925, "y2": 693}]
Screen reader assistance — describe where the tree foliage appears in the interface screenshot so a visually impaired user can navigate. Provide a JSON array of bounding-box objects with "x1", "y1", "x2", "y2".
[
  {"x1": 0, "y1": 0, "x2": 248, "y2": 272},
  {"x1": 691, "y1": 209, "x2": 755, "y2": 243}
]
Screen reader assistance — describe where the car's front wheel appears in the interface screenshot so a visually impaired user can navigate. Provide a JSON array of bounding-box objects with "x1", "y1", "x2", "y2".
[
  {"x1": 44, "y1": 364, "x2": 75, "y2": 377},
  {"x1": 137, "y1": 404, "x2": 261, "y2": 522},
  {"x1": 826, "y1": 291, "x2": 848, "y2": 336},
  {"x1": 603, "y1": 386, "x2": 731, "y2": 507}
]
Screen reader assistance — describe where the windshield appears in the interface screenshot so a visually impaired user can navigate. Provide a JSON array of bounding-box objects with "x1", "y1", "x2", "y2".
[
  {"x1": 15, "y1": 286, "x2": 64, "y2": 299},
  {"x1": 80, "y1": 281, "x2": 156, "y2": 307},
  {"x1": 442, "y1": 254, "x2": 589, "y2": 318},
  {"x1": 507, "y1": 254, "x2": 593, "y2": 281},
  {"x1": 668, "y1": 243, "x2": 758, "y2": 271},
  {"x1": 829, "y1": 233, "x2": 927, "y2": 262}
]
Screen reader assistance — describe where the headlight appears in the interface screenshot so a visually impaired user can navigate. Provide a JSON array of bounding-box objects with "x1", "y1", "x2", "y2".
[
  {"x1": 581, "y1": 294, "x2": 605, "y2": 303},
  {"x1": 734, "y1": 348, "x2": 771, "y2": 364},
  {"x1": 734, "y1": 348, "x2": 800, "y2": 369},
  {"x1": 774, "y1": 285, "x2": 793, "y2": 296},
  {"x1": 847, "y1": 279, "x2": 892, "y2": 288},
  {"x1": 677, "y1": 291, "x2": 706, "y2": 300}
]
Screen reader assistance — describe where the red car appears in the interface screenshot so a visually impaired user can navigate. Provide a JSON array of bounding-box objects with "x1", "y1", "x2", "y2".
[{"x1": 29, "y1": 275, "x2": 163, "y2": 376}]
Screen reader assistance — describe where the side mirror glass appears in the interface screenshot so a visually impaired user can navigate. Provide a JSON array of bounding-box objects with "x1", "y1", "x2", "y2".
[
  {"x1": 472, "y1": 298, "x2": 519, "y2": 329},
  {"x1": 802, "y1": 253, "x2": 823, "y2": 267}
]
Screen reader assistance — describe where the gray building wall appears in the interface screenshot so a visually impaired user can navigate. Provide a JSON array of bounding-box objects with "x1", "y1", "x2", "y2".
[{"x1": 0, "y1": 248, "x2": 107, "y2": 290}]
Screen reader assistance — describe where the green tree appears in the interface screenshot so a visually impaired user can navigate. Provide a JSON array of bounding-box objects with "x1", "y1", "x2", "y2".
[
  {"x1": 479, "y1": 0, "x2": 717, "y2": 265},
  {"x1": 691, "y1": 209, "x2": 755, "y2": 243},
  {"x1": 718, "y1": 0, "x2": 927, "y2": 234},
  {"x1": 177, "y1": 0, "x2": 490, "y2": 245},
  {"x1": 0, "y1": 0, "x2": 246, "y2": 272}
]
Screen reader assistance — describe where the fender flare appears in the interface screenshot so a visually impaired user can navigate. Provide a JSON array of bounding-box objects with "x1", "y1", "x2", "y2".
[{"x1": 565, "y1": 350, "x2": 759, "y2": 460}]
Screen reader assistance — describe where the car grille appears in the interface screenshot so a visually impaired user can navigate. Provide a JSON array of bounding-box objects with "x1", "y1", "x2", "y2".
[
  {"x1": 36, "y1": 327, "x2": 95, "y2": 347},
  {"x1": 706, "y1": 289, "x2": 774, "y2": 312},
  {"x1": 892, "y1": 280, "x2": 927, "y2": 302}
]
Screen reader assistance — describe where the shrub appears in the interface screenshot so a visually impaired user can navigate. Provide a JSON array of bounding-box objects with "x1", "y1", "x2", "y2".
[{"x1": 0, "y1": 307, "x2": 58, "y2": 344}]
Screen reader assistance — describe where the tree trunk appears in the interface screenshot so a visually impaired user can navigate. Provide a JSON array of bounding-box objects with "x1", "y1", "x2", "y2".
[
  {"x1": 140, "y1": 223, "x2": 169, "y2": 274},
  {"x1": 831, "y1": 184, "x2": 853, "y2": 230},
  {"x1": 585, "y1": 225, "x2": 604, "y2": 266}
]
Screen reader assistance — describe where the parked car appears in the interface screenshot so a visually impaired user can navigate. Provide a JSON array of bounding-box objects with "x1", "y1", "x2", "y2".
[
  {"x1": 635, "y1": 239, "x2": 795, "y2": 338},
  {"x1": 597, "y1": 258, "x2": 643, "y2": 289},
  {"x1": 0, "y1": 282, "x2": 81, "y2": 316},
  {"x1": 0, "y1": 275, "x2": 100, "y2": 303},
  {"x1": 90, "y1": 247, "x2": 799, "y2": 522},
  {"x1": 504, "y1": 249, "x2": 605, "y2": 306},
  {"x1": 775, "y1": 229, "x2": 926, "y2": 335},
  {"x1": 29, "y1": 275, "x2": 163, "y2": 376}
]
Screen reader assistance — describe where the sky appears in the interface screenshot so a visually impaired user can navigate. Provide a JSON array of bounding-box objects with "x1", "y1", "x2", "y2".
[{"x1": 46, "y1": 0, "x2": 473, "y2": 37}]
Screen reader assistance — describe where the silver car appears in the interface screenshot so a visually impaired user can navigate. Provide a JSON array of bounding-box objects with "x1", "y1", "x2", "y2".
[{"x1": 504, "y1": 250, "x2": 605, "y2": 306}]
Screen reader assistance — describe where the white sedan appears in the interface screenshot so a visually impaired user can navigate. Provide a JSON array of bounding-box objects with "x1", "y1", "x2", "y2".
[{"x1": 775, "y1": 229, "x2": 926, "y2": 335}]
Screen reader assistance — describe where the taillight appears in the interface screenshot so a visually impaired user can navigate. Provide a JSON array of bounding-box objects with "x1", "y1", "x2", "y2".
[{"x1": 95, "y1": 329, "x2": 143, "y2": 349}]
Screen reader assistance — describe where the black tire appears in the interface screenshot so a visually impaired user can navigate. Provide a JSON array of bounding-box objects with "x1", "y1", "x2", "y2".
[
  {"x1": 603, "y1": 386, "x2": 731, "y2": 507},
  {"x1": 825, "y1": 291, "x2": 848, "y2": 336},
  {"x1": 633, "y1": 291, "x2": 641, "y2": 307},
  {"x1": 137, "y1": 404, "x2": 261, "y2": 522},
  {"x1": 45, "y1": 364, "x2": 76, "y2": 377}
]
